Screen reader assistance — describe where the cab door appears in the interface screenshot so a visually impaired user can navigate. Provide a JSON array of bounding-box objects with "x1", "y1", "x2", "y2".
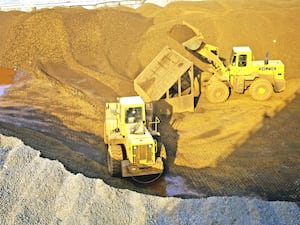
[
  {"x1": 236, "y1": 54, "x2": 249, "y2": 75},
  {"x1": 230, "y1": 53, "x2": 250, "y2": 93}
]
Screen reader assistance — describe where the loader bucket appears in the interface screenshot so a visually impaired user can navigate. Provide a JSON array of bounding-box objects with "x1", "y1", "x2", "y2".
[
  {"x1": 168, "y1": 22, "x2": 204, "y2": 51},
  {"x1": 166, "y1": 22, "x2": 213, "y2": 73},
  {"x1": 182, "y1": 36, "x2": 203, "y2": 51},
  {"x1": 168, "y1": 24, "x2": 197, "y2": 43}
]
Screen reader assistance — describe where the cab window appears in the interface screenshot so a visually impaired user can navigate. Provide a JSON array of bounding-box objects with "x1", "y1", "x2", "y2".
[
  {"x1": 238, "y1": 54, "x2": 247, "y2": 67},
  {"x1": 126, "y1": 107, "x2": 143, "y2": 123},
  {"x1": 231, "y1": 54, "x2": 236, "y2": 66}
]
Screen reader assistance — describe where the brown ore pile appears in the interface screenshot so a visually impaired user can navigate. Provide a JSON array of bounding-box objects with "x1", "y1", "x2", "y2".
[{"x1": 0, "y1": 0, "x2": 300, "y2": 224}]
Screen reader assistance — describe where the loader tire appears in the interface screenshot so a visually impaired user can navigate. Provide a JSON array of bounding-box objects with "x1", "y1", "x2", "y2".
[
  {"x1": 250, "y1": 78, "x2": 273, "y2": 101},
  {"x1": 206, "y1": 81, "x2": 229, "y2": 103},
  {"x1": 107, "y1": 144, "x2": 123, "y2": 177}
]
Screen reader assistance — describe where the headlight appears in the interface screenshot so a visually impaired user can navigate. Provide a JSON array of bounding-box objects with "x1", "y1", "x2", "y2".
[
  {"x1": 148, "y1": 144, "x2": 152, "y2": 148},
  {"x1": 133, "y1": 146, "x2": 137, "y2": 150}
]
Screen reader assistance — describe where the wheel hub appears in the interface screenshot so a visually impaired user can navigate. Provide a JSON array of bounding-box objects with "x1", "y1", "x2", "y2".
[
  {"x1": 216, "y1": 90, "x2": 223, "y2": 97},
  {"x1": 258, "y1": 87, "x2": 266, "y2": 95}
]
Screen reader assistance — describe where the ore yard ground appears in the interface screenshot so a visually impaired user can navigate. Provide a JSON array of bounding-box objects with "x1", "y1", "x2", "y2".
[{"x1": 0, "y1": 1, "x2": 300, "y2": 224}]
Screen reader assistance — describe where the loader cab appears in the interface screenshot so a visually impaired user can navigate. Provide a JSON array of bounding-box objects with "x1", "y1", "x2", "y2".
[
  {"x1": 229, "y1": 46, "x2": 253, "y2": 76},
  {"x1": 119, "y1": 96, "x2": 146, "y2": 136}
]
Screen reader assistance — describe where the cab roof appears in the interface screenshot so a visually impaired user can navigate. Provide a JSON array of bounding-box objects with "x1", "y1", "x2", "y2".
[
  {"x1": 119, "y1": 96, "x2": 144, "y2": 106},
  {"x1": 233, "y1": 46, "x2": 251, "y2": 53}
]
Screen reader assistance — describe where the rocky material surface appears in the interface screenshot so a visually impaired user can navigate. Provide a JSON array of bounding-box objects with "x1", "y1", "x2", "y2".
[{"x1": 1, "y1": 134, "x2": 299, "y2": 225}]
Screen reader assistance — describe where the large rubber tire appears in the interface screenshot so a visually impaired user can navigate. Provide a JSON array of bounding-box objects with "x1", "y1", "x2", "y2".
[
  {"x1": 206, "y1": 81, "x2": 229, "y2": 103},
  {"x1": 249, "y1": 78, "x2": 273, "y2": 101},
  {"x1": 107, "y1": 144, "x2": 123, "y2": 177}
]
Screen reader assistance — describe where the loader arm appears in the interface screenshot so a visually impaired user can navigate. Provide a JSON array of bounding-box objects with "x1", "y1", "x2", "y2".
[
  {"x1": 169, "y1": 22, "x2": 228, "y2": 80},
  {"x1": 182, "y1": 35, "x2": 228, "y2": 77}
]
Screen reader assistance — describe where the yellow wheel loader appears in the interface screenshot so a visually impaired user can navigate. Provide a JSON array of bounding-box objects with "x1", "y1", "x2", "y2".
[
  {"x1": 171, "y1": 23, "x2": 286, "y2": 103},
  {"x1": 104, "y1": 96, "x2": 166, "y2": 178}
]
